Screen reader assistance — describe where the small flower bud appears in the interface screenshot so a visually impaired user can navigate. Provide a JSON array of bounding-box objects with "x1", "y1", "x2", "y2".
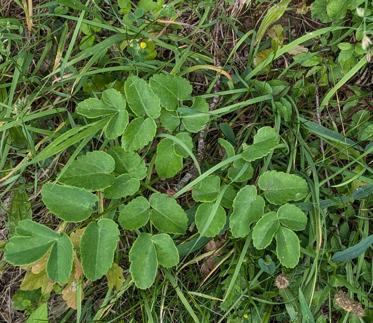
[
  {"x1": 356, "y1": 7, "x2": 365, "y2": 17},
  {"x1": 362, "y1": 35, "x2": 372, "y2": 50},
  {"x1": 275, "y1": 274, "x2": 289, "y2": 289},
  {"x1": 334, "y1": 290, "x2": 364, "y2": 317}
]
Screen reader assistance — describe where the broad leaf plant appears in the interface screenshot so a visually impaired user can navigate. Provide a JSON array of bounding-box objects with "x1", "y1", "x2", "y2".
[{"x1": 4, "y1": 74, "x2": 309, "y2": 292}]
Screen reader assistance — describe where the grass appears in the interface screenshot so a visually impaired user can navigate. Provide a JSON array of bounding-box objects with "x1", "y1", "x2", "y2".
[{"x1": 0, "y1": 0, "x2": 372, "y2": 322}]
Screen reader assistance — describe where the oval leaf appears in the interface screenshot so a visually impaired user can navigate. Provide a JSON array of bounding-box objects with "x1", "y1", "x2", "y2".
[
  {"x1": 151, "y1": 233, "x2": 180, "y2": 268},
  {"x1": 277, "y1": 203, "x2": 307, "y2": 231},
  {"x1": 47, "y1": 234, "x2": 73, "y2": 284},
  {"x1": 59, "y1": 151, "x2": 115, "y2": 191},
  {"x1": 42, "y1": 183, "x2": 98, "y2": 222},
  {"x1": 195, "y1": 203, "x2": 226, "y2": 238},
  {"x1": 181, "y1": 97, "x2": 210, "y2": 133},
  {"x1": 119, "y1": 196, "x2": 150, "y2": 230},
  {"x1": 252, "y1": 212, "x2": 279, "y2": 249},
  {"x1": 258, "y1": 170, "x2": 309, "y2": 205},
  {"x1": 149, "y1": 193, "x2": 188, "y2": 234},
  {"x1": 108, "y1": 147, "x2": 147, "y2": 179},
  {"x1": 150, "y1": 74, "x2": 192, "y2": 111},
  {"x1": 80, "y1": 219, "x2": 120, "y2": 281},
  {"x1": 230, "y1": 186, "x2": 265, "y2": 238},
  {"x1": 192, "y1": 175, "x2": 221, "y2": 202},
  {"x1": 125, "y1": 75, "x2": 161, "y2": 118},
  {"x1": 155, "y1": 138, "x2": 183, "y2": 179},
  {"x1": 275, "y1": 226, "x2": 300, "y2": 268},
  {"x1": 103, "y1": 174, "x2": 140, "y2": 199},
  {"x1": 129, "y1": 233, "x2": 158, "y2": 289},
  {"x1": 122, "y1": 117, "x2": 156, "y2": 151},
  {"x1": 242, "y1": 127, "x2": 280, "y2": 162}
]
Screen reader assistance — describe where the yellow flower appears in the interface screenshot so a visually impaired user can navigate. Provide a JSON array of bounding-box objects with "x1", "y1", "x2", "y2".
[{"x1": 139, "y1": 41, "x2": 147, "y2": 49}]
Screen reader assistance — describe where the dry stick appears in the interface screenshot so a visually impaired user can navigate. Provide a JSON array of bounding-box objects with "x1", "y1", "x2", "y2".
[
  {"x1": 176, "y1": 21, "x2": 223, "y2": 192},
  {"x1": 315, "y1": 86, "x2": 330, "y2": 187}
]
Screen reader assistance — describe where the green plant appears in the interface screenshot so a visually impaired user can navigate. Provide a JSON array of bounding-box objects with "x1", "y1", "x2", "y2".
[{"x1": 2, "y1": 0, "x2": 373, "y2": 321}]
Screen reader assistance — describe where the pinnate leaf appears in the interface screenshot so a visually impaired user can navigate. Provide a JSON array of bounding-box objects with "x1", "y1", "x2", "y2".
[
  {"x1": 77, "y1": 89, "x2": 129, "y2": 140},
  {"x1": 5, "y1": 220, "x2": 73, "y2": 284}
]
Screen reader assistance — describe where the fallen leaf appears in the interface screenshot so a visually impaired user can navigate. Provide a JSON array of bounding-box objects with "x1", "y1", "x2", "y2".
[
  {"x1": 106, "y1": 263, "x2": 124, "y2": 290},
  {"x1": 21, "y1": 270, "x2": 54, "y2": 295},
  {"x1": 288, "y1": 45, "x2": 308, "y2": 56},
  {"x1": 62, "y1": 281, "x2": 80, "y2": 310}
]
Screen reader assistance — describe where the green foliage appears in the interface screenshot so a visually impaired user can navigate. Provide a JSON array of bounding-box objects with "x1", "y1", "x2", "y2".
[
  {"x1": 118, "y1": 197, "x2": 150, "y2": 230},
  {"x1": 3, "y1": 1, "x2": 372, "y2": 320},
  {"x1": 41, "y1": 183, "x2": 98, "y2": 222},
  {"x1": 149, "y1": 193, "x2": 188, "y2": 234},
  {"x1": 80, "y1": 219, "x2": 120, "y2": 281},
  {"x1": 258, "y1": 170, "x2": 309, "y2": 205},
  {"x1": 229, "y1": 186, "x2": 264, "y2": 238},
  {"x1": 5, "y1": 220, "x2": 73, "y2": 284},
  {"x1": 7, "y1": 186, "x2": 32, "y2": 235},
  {"x1": 242, "y1": 127, "x2": 280, "y2": 162},
  {"x1": 59, "y1": 151, "x2": 115, "y2": 191}
]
